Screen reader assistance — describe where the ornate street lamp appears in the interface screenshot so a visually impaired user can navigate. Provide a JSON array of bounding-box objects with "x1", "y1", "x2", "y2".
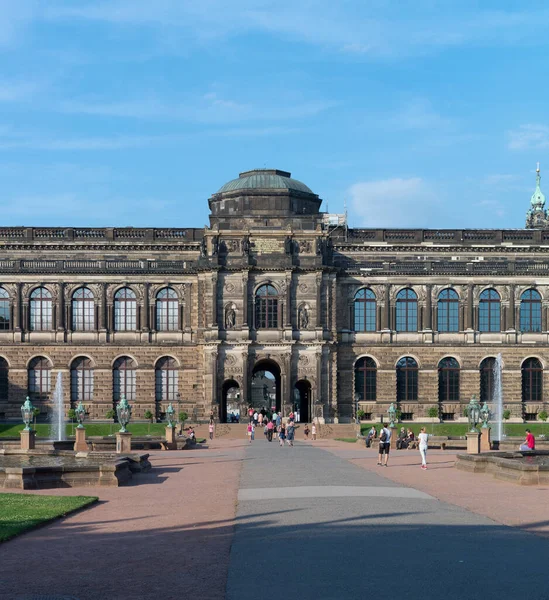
[
  {"x1": 468, "y1": 395, "x2": 481, "y2": 433},
  {"x1": 116, "y1": 395, "x2": 132, "y2": 433},
  {"x1": 388, "y1": 402, "x2": 397, "y2": 428},
  {"x1": 21, "y1": 396, "x2": 34, "y2": 431},
  {"x1": 480, "y1": 402, "x2": 491, "y2": 429},
  {"x1": 166, "y1": 402, "x2": 176, "y2": 428},
  {"x1": 75, "y1": 401, "x2": 86, "y2": 429}
]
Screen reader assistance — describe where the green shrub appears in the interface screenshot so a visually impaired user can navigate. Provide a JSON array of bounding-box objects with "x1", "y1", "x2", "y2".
[
  {"x1": 538, "y1": 410, "x2": 548, "y2": 422},
  {"x1": 67, "y1": 409, "x2": 76, "y2": 420},
  {"x1": 427, "y1": 406, "x2": 439, "y2": 419},
  {"x1": 357, "y1": 409, "x2": 365, "y2": 420},
  {"x1": 179, "y1": 411, "x2": 188, "y2": 424},
  {"x1": 105, "y1": 409, "x2": 116, "y2": 420},
  {"x1": 143, "y1": 410, "x2": 153, "y2": 421},
  {"x1": 503, "y1": 409, "x2": 511, "y2": 421}
]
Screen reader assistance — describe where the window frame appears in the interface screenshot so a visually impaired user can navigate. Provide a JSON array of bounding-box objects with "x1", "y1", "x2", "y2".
[
  {"x1": 72, "y1": 287, "x2": 95, "y2": 331},
  {"x1": 28, "y1": 356, "x2": 52, "y2": 399},
  {"x1": 395, "y1": 289, "x2": 418, "y2": 332},
  {"x1": 354, "y1": 357, "x2": 377, "y2": 401},
  {"x1": 255, "y1": 284, "x2": 279, "y2": 329},
  {"x1": 478, "y1": 289, "x2": 501, "y2": 332},
  {"x1": 156, "y1": 288, "x2": 179, "y2": 331},
  {"x1": 521, "y1": 358, "x2": 543, "y2": 403},
  {"x1": 114, "y1": 287, "x2": 137, "y2": 332},
  {"x1": 438, "y1": 357, "x2": 460, "y2": 402},
  {"x1": 155, "y1": 356, "x2": 179, "y2": 403},
  {"x1": 396, "y1": 356, "x2": 418, "y2": 401},
  {"x1": 70, "y1": 357, "x2": 94, "y2": 403},
  {"x1": 519, "y1": 289, "x2": 542, "y2": 333},
  {"x1": 113, "y1": 356, "x2": 137, "y2": 401},
  {"x1": 353, "y1": 289, "x2": 376, "y2": 332},
  {"x1": 30, "y1": 287, "x2": 53, "y2": 331},
  {"x1": 437, "y1": 289, "x2": 459, "y2": 332}
]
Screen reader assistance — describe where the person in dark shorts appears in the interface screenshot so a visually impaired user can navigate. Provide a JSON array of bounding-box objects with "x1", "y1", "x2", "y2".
[{"x1": 377, "y1": 423, "x2": 391, "y2": 466}]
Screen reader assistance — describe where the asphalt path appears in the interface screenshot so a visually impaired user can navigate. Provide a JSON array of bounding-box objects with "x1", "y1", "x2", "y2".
[{"x1": 226, "y1": 440, "x2": 549, "y2": 600}]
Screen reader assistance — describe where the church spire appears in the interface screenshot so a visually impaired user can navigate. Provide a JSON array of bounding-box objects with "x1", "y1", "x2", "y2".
[{"x1": 526, "y1": 163, "x2": 548, "y2": 228}]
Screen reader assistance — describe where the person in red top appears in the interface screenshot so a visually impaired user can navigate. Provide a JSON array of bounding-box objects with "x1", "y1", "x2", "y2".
[{"x1": 519, "y1": 429, "x2": 535, "y2": 451}]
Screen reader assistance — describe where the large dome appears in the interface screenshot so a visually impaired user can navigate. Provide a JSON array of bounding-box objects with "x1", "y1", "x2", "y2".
[{"x1": 217, "y1": 169, "x2": 314, "y2": 195}]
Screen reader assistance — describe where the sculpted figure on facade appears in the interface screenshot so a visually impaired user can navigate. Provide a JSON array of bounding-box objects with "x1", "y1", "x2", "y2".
[
  {"x1": 225, "y1": 305, "x2": 236, "y2": 329},
  {"x1": 298, "y1": 305, "x2": 309, "y2": 330}
]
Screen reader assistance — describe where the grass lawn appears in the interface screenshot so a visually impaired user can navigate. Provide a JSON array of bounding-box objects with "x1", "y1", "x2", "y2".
[
  {"x1": 0, "y1": 493, "x2": 98, "y2": 542},
  {"x1": 359, "y1": 422, "x2": 549, "y2": 437},
  {"x1": 0, "y1": 422, "x2": 174, "y2": 438},
  {"x1": 335, "y1": 437, "x2": 358, "y2": 443}
]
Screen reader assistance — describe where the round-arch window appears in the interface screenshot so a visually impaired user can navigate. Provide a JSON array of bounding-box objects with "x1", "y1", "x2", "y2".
[
  {"x1": 396, "y1": 289, "x2": 417, "y2": 332},
  {"x1": 255, "y1": 285, "x2": 278, "y2": 329},
  {"x1": 396, "y1": 356, "x2": 418, "y2": 401},
  {"x1": 354, "y1": 357, "x2": 376, "y2": 401},
  {"x1": 353, "y1": 289, "x2": 376, "y2": 332}
]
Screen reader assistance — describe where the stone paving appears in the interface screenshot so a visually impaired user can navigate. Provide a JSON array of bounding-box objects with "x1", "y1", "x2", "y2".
[{"x1": 1, "y1": 438, "x2": 549, "y2": 600}]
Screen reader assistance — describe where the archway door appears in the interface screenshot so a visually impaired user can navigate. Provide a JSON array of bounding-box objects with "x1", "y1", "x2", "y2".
[
  {"x1": 221, "y1": 379, "x2": 240, "y2": 423},
  {"x1": 294, "y1": 380, "x2": 311, "y2": 423},
  {"x1": 251, "y1": 359, "x2": 281, "y2": 414}
]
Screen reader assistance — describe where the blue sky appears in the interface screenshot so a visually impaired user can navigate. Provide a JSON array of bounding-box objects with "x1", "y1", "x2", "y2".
[{"x1": 1, "y1": 0, "x2": 549, "y2": 228}]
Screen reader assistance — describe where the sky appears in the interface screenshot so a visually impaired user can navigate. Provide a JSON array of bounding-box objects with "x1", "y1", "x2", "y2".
[{"x1": 1, "y1": 0, "x2": 549, "y2": 229}]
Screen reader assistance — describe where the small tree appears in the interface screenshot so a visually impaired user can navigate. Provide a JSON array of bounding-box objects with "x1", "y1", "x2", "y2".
[
  {"x1": 179, "y1": 411, "x2": 188, "y2": 427},
  {"x1": 502, "y1": 409, "x2": 511, "y2": 421},
  {"x1": 427, "y1": 406, "x2": 439, "y2": 434},
  {"x1": 357, "y1": 409, "x2": 365, "y2": 421},
  {"x1": 144, "y1": 410, "x2": 153, "y2": 434},
  {"x1": 32, "y1": 407, "x2": 40, "y2": 428},
  {"x1": 539, "y1": 410, "x2": 548, "y2": 437},
  {"x1": 106, "y1": 408, "x2": 116, "y2": 436}
]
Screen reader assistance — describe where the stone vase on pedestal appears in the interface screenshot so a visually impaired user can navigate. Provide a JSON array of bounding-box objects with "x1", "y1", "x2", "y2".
[
  {"x1": 466, "y1": 432, "x2": 481, "y2": 454},
  {"x1": 20, "y1": 429, "x2": 35, "y2": 451},
  {"x1": 74, "y1": 427, "x2": 88, "y2": 452},
  {"x1": 116, "y1": 431, "x2": 132, "y2": 454},
  {"x1": 165, "y1": 426, "x2": 177, "y2": 450}
]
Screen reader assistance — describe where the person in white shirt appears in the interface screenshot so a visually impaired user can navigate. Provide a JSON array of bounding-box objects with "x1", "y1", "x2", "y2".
[
  {"x1": 418, "y1": 427, "x2": 429, "y2": 470},
  {"x1": 377, "y1": 424, "x2": 391, "y2": 467}
]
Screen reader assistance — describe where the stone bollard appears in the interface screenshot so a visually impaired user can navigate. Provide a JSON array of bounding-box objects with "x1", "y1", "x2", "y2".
[
  {"x1": 466, "y1": 431, "x2": 481, "y2": 454},
  {"x1": 165, "y1": 426, "x2": 177, "y2": 450},
  {"x1": 74, "y1": 427, "x2": 88, "y2": 452},
  {"x1": 480, "y1": 428, "x2": 491, "y2": 452},
  {"x1": 20, "y1": 429, "x2": 36, "y2": 451},
  {"x1": 116, "y1": 431, "x2": 132, "y2": 454}
]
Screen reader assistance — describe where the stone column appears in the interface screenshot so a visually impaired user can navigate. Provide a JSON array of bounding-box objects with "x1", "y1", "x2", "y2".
[
  {"x1": 242, "y1": 272, "x2": 249, "y2": 326},
  {"x1": 382, "y1": 284, "x2": 390, "y2": 329},
  {"x1": 316, "y1": 272, "x2": 322, "y2": 327},
  {"x1": 57, "y1": 283, "x2": 65, "y2": 331},
  {"x1": 507, "y1": 285, "x2": 515, "y2": 330},
  {"x1": 425, "y1": 285, "x2": 432, "y2": 329},
  {"x1": 142, "y1": 283, "x2": 150, "y2": 331},
  {"x1": 284, "y1": 272, "x2": 292, "y2": 328},
  {"x1": 241, "y1": 352, "x2": 249, "y2": 406},
  {"x1": 466, "y1": 284, "x2": 474, "y2": 329},
  {"x1": 100, "y1": 285, "x2": 107, "y2": 330},
  {"x1": 14, "y1": 283, "x2": 22, "y2": 331},
  {"x1": 211, "y1": 272, "x2": 218, "y2": 327}
]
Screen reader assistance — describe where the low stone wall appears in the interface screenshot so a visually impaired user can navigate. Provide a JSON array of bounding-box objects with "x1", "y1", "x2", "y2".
[{"x1": 455, "y1": 451, "x2": 549, "y2": 485}]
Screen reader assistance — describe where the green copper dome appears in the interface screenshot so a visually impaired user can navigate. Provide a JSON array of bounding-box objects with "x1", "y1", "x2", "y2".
[
  {"x1": 531, "y1": 166, "x2": 546, "y2": 209},
  {"x1": 217, "y1": 169, "x2": 314, "y2": 195}
]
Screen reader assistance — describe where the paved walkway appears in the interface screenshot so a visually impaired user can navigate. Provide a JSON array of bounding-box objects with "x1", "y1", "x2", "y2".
[{"x1": 227, "y1": 441, "x2": 549, "y2": 600}]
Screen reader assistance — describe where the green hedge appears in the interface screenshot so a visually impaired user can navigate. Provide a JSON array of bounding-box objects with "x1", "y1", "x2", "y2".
[{"x1": 360, "y1": 422, "x2": 548, "y2": 437}]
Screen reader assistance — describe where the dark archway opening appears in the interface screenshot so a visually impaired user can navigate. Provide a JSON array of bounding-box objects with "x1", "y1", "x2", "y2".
[
  {"x1": 294, "y1": 379, "x2": 311, "y2": 423},
  {"x1": 221, "y1": 379, "x2": 240, "y2": 423},
  {"x1": 251, "y1": 360, "x2": 281, "y2": 414}
]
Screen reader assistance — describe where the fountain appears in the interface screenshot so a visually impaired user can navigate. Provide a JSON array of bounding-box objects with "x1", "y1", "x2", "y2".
[
  {"x1": 492, "y1": 354, "x2": 504, "y2": 442},
  {"x1": 50, "y1": 372, "x2": 66, "y2": 442}
]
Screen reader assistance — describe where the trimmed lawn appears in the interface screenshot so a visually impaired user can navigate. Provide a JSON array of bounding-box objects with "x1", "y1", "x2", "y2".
[
  {"x1": 335, "y1": 437, "x2": 358, "y2": 443},
  {"x1": 0, "y1": 422, "x2": 172, "y2": 438},
  {"x1": 360, "y1": 422, "x2": 549, "y2": 437},
  {"x1": 0, "y1": 493, "x2": 98, "y2": 542}
]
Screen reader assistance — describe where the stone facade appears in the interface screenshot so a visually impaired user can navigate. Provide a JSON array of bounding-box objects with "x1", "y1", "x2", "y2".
[{"x1": 1, "y1": 168, "x2": 549, "y2": 423}]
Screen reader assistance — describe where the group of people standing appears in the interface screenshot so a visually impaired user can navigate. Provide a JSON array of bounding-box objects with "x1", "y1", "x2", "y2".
[
  {"x1": 366, "y1": 424, "x2": 429, "y2": 469},
  {"x1": 246, "y1": 407, "x2": 317, "y2": 445}
]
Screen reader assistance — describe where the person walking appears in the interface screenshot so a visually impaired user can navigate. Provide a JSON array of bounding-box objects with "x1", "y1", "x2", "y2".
[
  {"x1": 287, "y1": 421, "x2": 295, "y2": 446},
  {"x1": 311, "y1": 422, "x2": 317, "y2": 441},
  {"x1": 208, "y1": 421, "x2": 214, "y2": 441},
  {"x1": 248, "y1": 407, "x2": 254, "y2": 423},
  {"x1": 304, "y1": 424, "x2": 310, "y2": 440},
  {"x1": 253, "y1": 410, "x2": 258, "y2": 426},
  {"x1": 279, "y1": 424, "x2": 286, "y2": 447},
  {"x1": 267, "y1": 419, "x2": 274, "y2": 442},
  {"x1": 418, "y1": 427, "x2": 429, "y2": 469},
  {"x1": 250, "y1": 422, "x2": 255, "y2": 442},
  {"x1": 377, "y1": 423, "x2": 391, "y2": 467},
  {"x1": 247, "y1": 422, "x2": 253, "y2": 443}
]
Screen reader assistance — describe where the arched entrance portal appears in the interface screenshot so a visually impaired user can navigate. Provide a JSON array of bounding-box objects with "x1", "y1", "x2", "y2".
[
  {"x1": 294, "y1": 380, "x2": 311, "y2": 423},
  {"x1": 251, "y1": 360, "x2": 281, "y2": 414},
  {"x1": 221, "y1": 379, "x2": 240, "y2": 423}
]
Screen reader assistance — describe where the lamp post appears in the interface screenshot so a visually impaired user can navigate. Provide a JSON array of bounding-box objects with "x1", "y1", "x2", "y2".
[
  {"x1": 75, "y1": 401, "x2": 86, "y2": 429},
  {"x1": 20, "y1": 396, "x2": 36, "y2": 450},
  {"x1": 354, "y1": 393, "x2": 360, "y2": 425},
  {"x1": 388, "y1": 403, "x2": 397, "y2": 429},
  {"x1": 165, "y1": 402, "x2": 177, "y2": 449},
  {"x1": 74, "y1": 401, "x2": 88, "y2": 452},
  {"x1": 116, "y1": 395, "x2": 132, "y2": 433},
  {"x1": 468, "y1": 395, "x2": 481, "y2": 433}
]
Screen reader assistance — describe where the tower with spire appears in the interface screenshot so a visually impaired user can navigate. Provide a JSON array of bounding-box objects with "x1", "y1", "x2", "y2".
[{"x1": 526, "y1": 163, "x2": 549, "y2": 228}]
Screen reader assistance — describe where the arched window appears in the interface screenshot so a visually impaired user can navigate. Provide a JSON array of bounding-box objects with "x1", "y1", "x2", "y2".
[
  {"x1": 30, "y1": 287, "x2": 53, "y2": 331},
  {"x1": 70, "y1": 357, "x2": 94, "y2": 403},
  {"x1": 28, "y1": 356, "x2": 52, "y2": 399},
  {"x1": 396, "y1": 289, "x2": 417, "y2": 332},
  {"x1": 72, "y1": 287, "x2": 95, "y2": 331},
  {"x1": 255, "y1": 284, "x2": 278, "y2": 329},
  {"x1": 438, "y1": 357, "x2": 460, "y2": 402},
  {"x1": 396, "y1": 357, "x2": 418, "y2": 401},
  {"x1": 437, "y1": 289, "x2": 459, "y2": 332},
  {"x1": 0, "y1": 287, "x2": 10, "y2": 330},
  {"x1": 0, "y1": 357, "x2": 8, "y2": 400},
  {"x1": 114, "y1": 288, "x2": 137, "y2": 331},
  {"x1": 155, "y1": 357, "x2": 179, "y2": 402},
  {"x1": 520, "y1": 289, "x2": 542, "y2": 333},
  {"x1": 156, "y1": 288, "x2": 178, "y2": 331},
  {"x1": 479, "y1": 357, "x2": 496, "y2": 403},
  {"x1": 522, "y1": 358, "x2": 542, "y2": 403},
  {"x1": 113, "y1": 356, "x2": 137, "y2": 401},
  {"x1": 353, "y1": 289, "x2": 376, "y2": 332},
  {"x1": 354, "y1": 357, "x2": 377, "y2": 401},
  {"x1": 479, "y1": 289, "x2": 500, "y2": 332}
]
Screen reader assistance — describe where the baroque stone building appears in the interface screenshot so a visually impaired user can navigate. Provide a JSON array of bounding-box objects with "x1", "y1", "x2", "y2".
[{"x1": 0, "y1": 167, "x2": 549, "y2": 423}]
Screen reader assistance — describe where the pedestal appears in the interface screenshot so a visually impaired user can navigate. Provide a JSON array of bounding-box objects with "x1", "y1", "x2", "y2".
[
  {"x1": 466, "y1": 432, "x2": 481, "y2": 454},
  {"x1": 74, "y1": 427, "x2": 88, "y2": 452},
  {"x1": 20, "y1": 429, "x2": 35, "y2": 450},
  {"x1": 116, "y1": 431, "x2": 132, "y2": 454},
  {"x1": 480, "y1": 428, "x2": 491, "y2": 452},
  {"x1": 165, "y1": 426, "x2": 177, "y2": 450},
  {"x1": 390, "y1": 427, "x2": 398, "y2": 450}
]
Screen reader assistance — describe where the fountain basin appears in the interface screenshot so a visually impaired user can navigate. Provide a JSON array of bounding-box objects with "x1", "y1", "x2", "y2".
[
  {"x1": 0, "y1": 449, "x2": 151, "y2": 489},
  {"x1": 456, "y1": 451, "x2": 549, "y2": 485}
]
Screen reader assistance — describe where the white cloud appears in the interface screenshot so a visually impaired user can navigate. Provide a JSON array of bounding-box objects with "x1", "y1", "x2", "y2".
[
  {"x1": 349, "y1": 177, "x2": 437, "y2": 228},
  {"x1": 507, "y1": 124, "x2": 549, "y2": 150}
]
